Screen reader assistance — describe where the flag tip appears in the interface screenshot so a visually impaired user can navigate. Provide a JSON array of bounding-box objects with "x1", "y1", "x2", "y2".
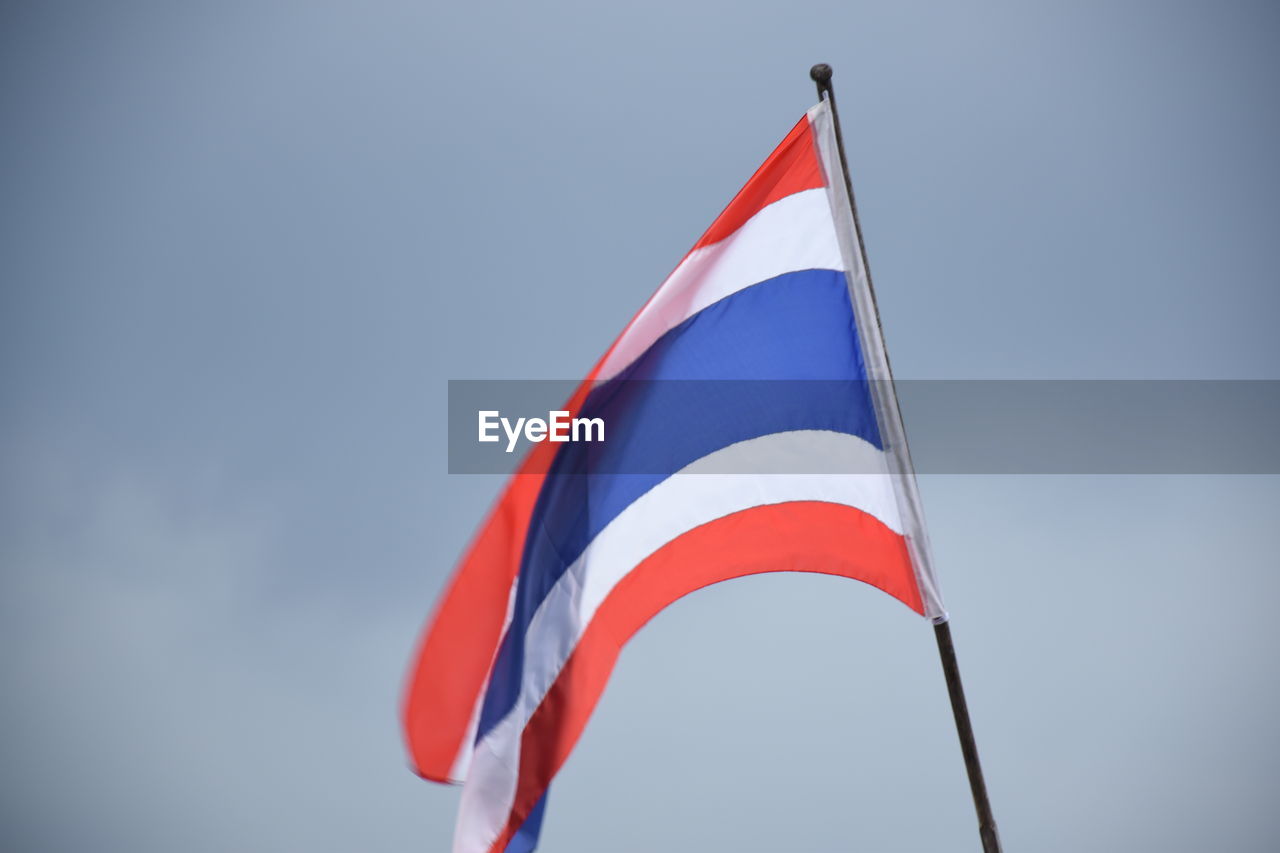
[{"x1": 809, "y1": 64, "x2": 833, "y2": 85}]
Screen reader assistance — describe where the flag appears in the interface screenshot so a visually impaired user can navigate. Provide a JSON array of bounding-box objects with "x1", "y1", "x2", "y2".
[{"x1": 403, "y1": 98, "x2": 947, "y2": 853}]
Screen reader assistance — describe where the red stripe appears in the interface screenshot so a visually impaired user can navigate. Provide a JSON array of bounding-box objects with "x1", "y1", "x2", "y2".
[
  {"x1": 689, "y1": 116, "x2": 825, "y2": 252},
  {"x1": 402, "y1": 286, "x2": 655, "y2": 780},
  {"x1": 487, "y1": 501, "x2": 921, "y2": 851},
  {"x1": 401, "y1": 379, "x2": 597, "y2": 781}
]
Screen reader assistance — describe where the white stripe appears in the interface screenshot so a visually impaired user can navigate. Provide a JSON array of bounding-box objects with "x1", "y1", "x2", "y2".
[
  {"x1": 453, "y1": 430, "x2": 901, "y2": 853},
  {"x1": 598, "y1": 188, "x2": 843, "y2": 381}
]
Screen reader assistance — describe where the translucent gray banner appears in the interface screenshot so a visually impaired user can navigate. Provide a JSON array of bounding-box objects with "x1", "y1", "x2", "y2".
[{"x1": 447, "y1": 380, "x2": 1279, "y2": 474}]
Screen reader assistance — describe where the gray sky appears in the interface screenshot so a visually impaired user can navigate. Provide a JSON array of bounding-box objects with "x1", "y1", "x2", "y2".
[{"x1": 2, "y1": 1, "x2": 1278, "y2": 851}]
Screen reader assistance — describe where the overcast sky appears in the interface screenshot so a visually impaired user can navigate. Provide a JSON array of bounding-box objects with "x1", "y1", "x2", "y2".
[{"x1": 2, "y1": 1, "x2": 1278, "y2": 851}]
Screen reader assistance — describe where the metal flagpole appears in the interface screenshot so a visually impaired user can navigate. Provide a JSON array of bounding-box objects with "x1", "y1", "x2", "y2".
[{"x1": 809, "y1": 63, "x2": 1003, "y2": 853}]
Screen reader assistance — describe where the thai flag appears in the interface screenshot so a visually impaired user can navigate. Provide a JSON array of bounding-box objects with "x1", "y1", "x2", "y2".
[{"x1": 403, "y1": 99, "x2": 947, "y2": 853}]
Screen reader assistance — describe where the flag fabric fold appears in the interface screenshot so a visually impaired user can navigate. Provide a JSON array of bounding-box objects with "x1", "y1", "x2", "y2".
[{"x1": 402, "y1": 99, "x2": 947, "y2": 853}]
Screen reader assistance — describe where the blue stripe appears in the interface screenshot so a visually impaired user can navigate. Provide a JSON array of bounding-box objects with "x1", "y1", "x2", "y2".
[
  {"x1": 476, "y1": 269, "x2": 878, "y2": 745},
  {"x1": 502, "y1": 789, "x2": 548, "y2": 853}
]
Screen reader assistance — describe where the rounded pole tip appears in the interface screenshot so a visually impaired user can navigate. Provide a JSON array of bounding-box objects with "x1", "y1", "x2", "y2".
[{"x1": 809, "y1": 63, "x2": 833, "y2": 85}]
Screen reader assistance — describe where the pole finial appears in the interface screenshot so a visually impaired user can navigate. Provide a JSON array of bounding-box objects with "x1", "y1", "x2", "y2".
[{"x1": 809, "y1": 63, "x2": 833, "y2": 99}]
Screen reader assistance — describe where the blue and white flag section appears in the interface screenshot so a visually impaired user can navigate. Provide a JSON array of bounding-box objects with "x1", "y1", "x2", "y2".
[{"x1": 403, "y1": 100, "x2": 948, "y2": 853}]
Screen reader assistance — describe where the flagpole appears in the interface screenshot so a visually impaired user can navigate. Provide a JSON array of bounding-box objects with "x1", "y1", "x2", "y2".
[{"x1": 809, "y1": 63, "x2": 1003, "y2": 853}]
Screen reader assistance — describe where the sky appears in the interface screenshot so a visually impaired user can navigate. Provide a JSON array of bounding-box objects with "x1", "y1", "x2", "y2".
[{"x1": 2, "y1": 1, "x2": 1278, "y2": 851}]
